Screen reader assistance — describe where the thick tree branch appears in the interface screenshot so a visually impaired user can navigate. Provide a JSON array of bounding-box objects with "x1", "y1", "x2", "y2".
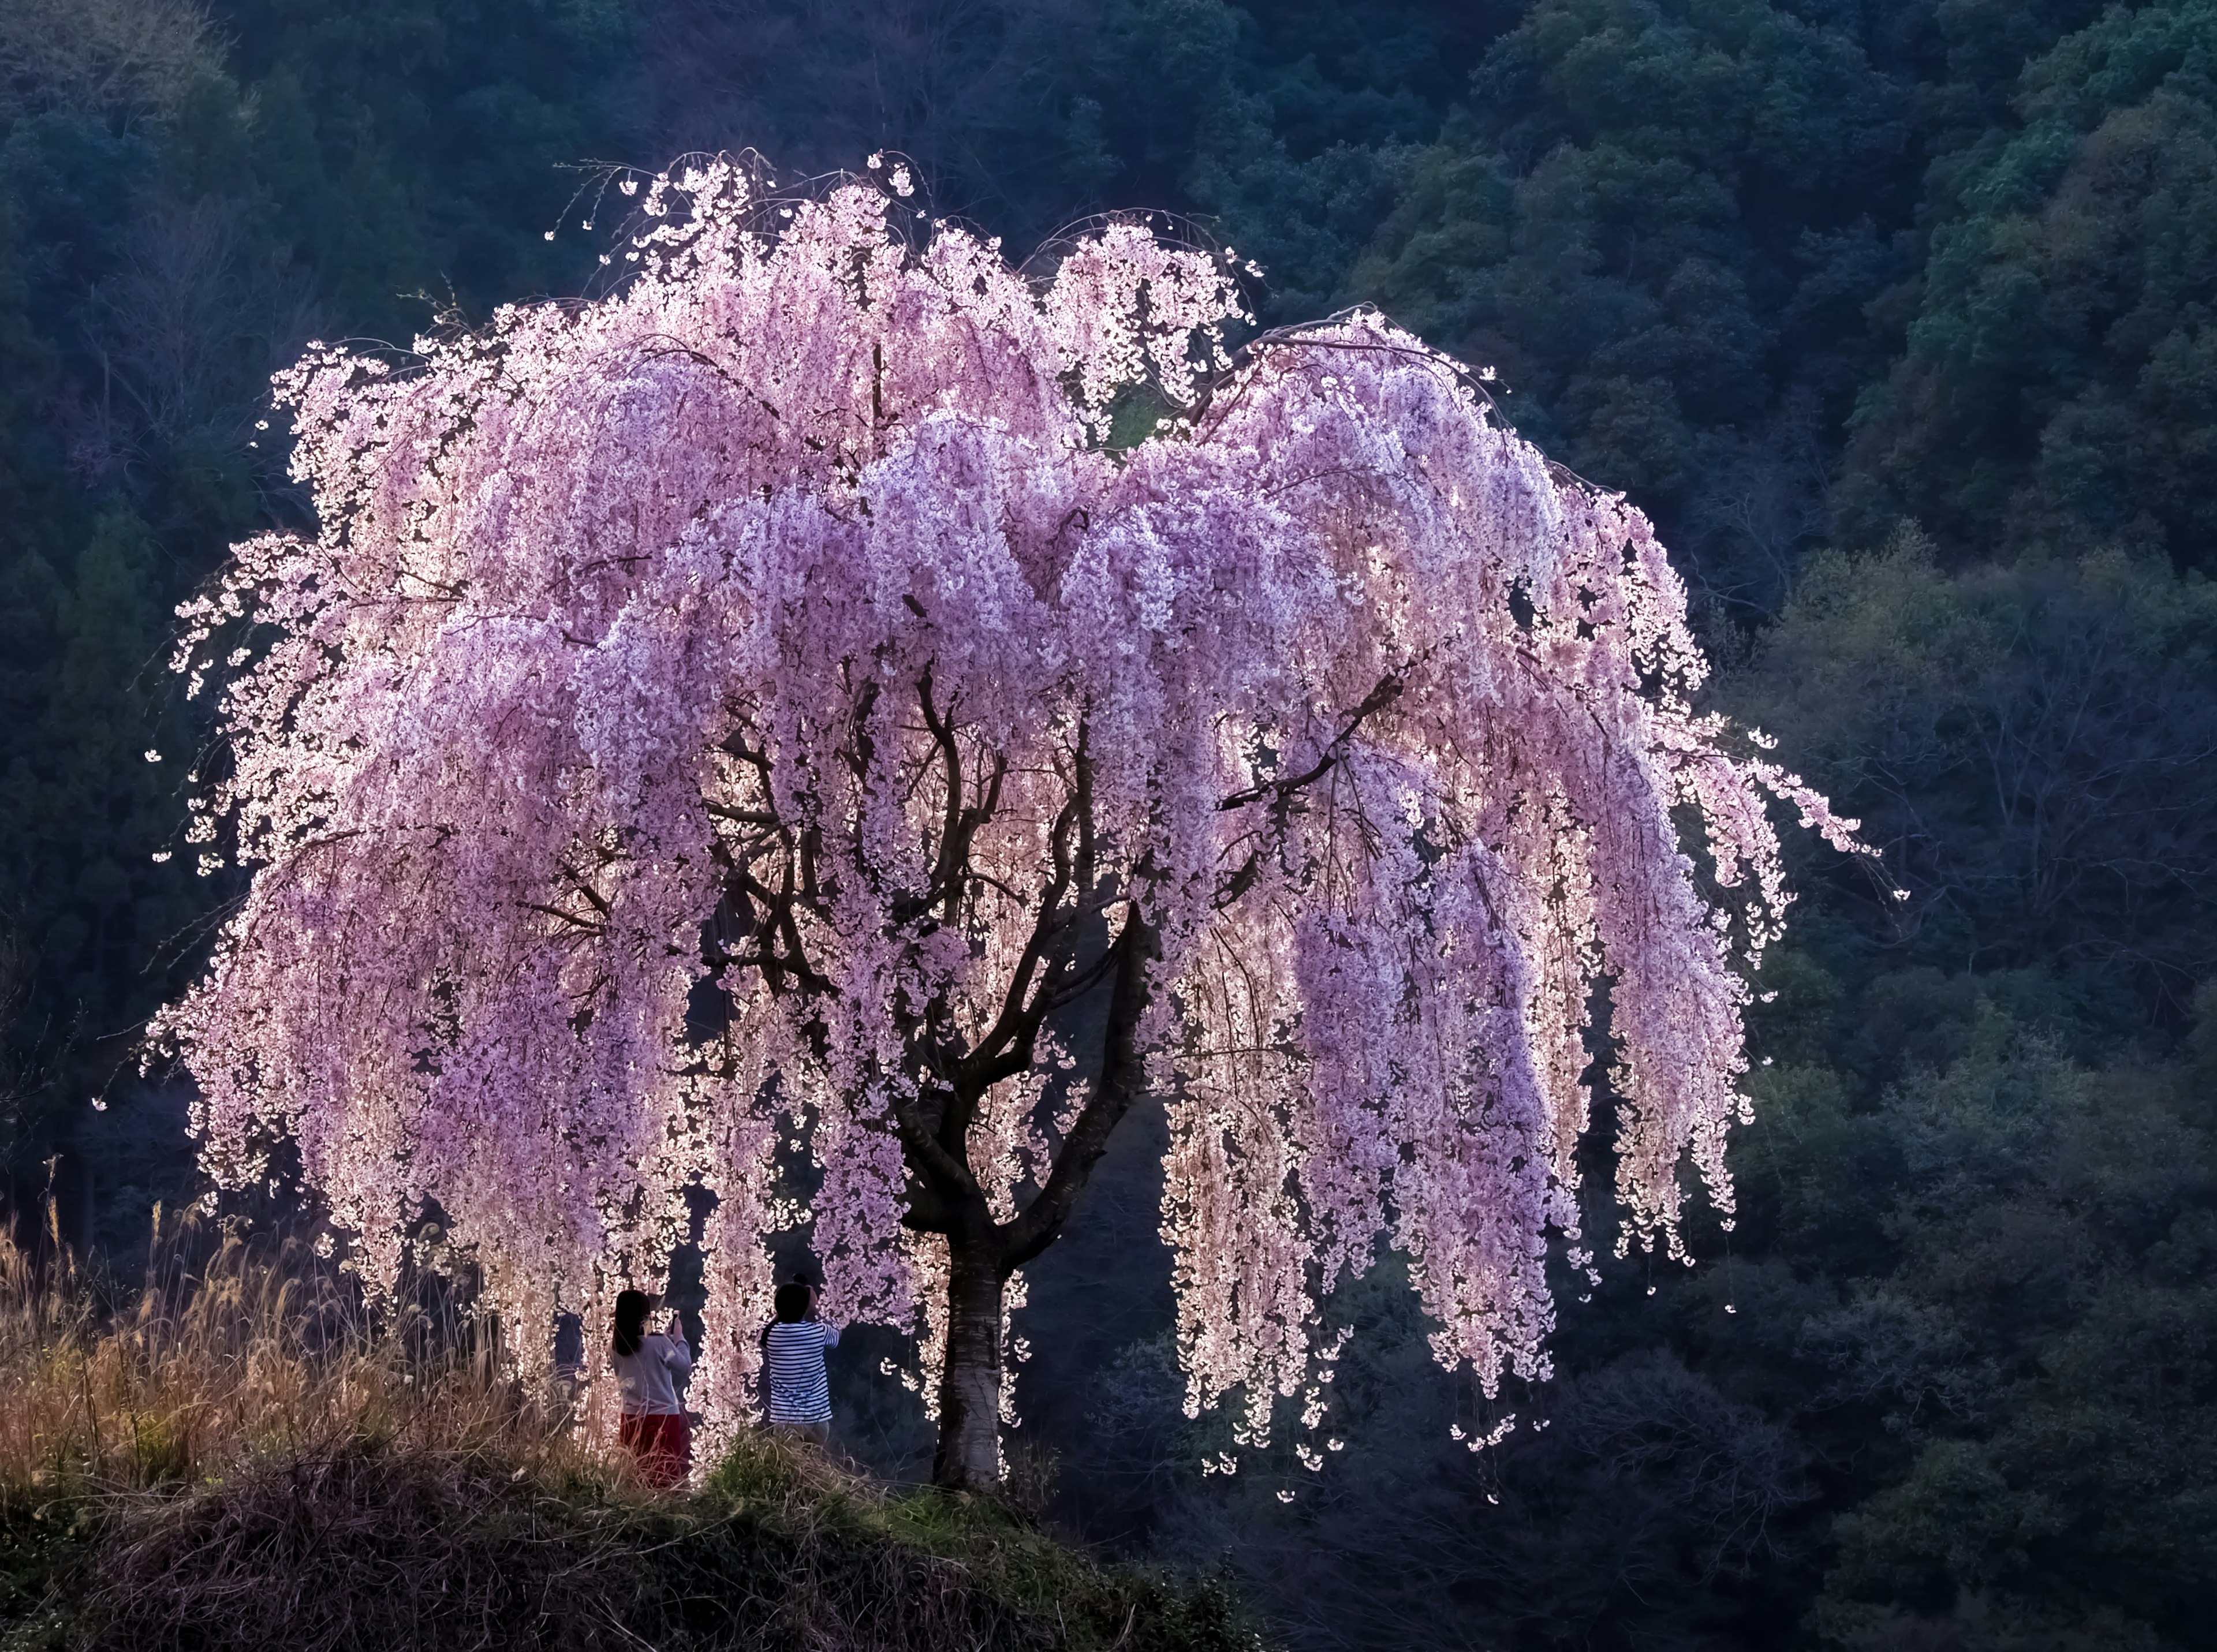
[
  {"x1": 1000, "y1": 903, "x2": 1159, "y2": 1270},
  {"x1": 887, "y1": 1079, "x2": 980, "y2": 1207}
]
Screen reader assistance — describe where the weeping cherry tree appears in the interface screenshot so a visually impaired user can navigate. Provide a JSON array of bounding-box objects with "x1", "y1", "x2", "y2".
[{"x1": 155, "y1": 159, "x2": 1860, "y2": 1490}]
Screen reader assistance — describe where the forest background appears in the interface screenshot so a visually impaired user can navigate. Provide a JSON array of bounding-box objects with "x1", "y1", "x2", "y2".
[{"x1": 2, "y1": 2, "x2": 2214, "y2": 1648}]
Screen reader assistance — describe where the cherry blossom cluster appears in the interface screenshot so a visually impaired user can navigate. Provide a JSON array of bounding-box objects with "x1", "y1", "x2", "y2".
[{"x1": 155, "y1": 158, "x2": 1856, "y2": 1458}]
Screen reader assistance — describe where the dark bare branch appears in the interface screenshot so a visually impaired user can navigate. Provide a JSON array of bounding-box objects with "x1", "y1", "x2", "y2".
[
  {"x1": 1001, "y1": 904, "x2": 1159, "y2": 1269},
  {"x1": 1216, "y1": 672, "x2": 1403, "y2": 814}
]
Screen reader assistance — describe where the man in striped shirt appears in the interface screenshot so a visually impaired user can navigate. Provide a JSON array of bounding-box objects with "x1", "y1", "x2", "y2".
[{"x1": 763, "y1": 1277, "x2": 841, "y2": 1445}]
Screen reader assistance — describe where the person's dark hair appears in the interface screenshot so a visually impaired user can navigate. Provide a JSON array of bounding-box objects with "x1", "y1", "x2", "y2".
[
  {"x1": 774, "y1": 1281, "x2": 812, "y2": 1323},
  {"x1": 613, "y1": 1289, "x2": 650, "y2": 1358}
]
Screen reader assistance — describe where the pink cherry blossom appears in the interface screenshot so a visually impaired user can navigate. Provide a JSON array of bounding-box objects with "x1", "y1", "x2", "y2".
[{"x1": 154, "y1": 160, "x2": 1859, "y2": 1488}]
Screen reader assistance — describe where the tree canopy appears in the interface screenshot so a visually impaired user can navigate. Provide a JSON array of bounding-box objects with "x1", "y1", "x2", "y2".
[{"x1": 155, "y1": 162, "x2": 1852, "y2": 1487}]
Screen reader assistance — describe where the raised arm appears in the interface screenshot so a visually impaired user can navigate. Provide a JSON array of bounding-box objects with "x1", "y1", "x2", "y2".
[{"x1": 660, "y1": 1321, "x2": 693, "y2": 1376}]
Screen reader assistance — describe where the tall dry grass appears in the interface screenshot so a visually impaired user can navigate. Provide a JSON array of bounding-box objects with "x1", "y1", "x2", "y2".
[
  {"x1": 0, "y1": 1211, "x2": 1261, "y2": 1651},
  {"x1": 0, "y1": 1205, "x2": 594, "y2": 1513}
]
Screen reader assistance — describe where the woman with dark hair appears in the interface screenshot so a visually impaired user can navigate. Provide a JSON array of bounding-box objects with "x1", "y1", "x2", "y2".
[
  {"x1": 611, "y1": 1288, "x2": 692, "y2": 1486},
  {"x1": 762, "y1": 1276, "x2": 841, "y2": 1446}
]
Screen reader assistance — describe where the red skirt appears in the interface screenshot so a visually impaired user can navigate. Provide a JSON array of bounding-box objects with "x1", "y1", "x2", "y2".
[{"x1": 618, "y1": 1411, "x2": 691, "y2": 1487}]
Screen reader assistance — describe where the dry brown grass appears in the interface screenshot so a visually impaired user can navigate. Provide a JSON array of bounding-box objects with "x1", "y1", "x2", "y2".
[
  {"x1": 0, "y1": 1213, "x2": 1260, "y2": 1652},
  {"x1": 0, "y1": 1208, "x2": 590, "y2": 1513}
]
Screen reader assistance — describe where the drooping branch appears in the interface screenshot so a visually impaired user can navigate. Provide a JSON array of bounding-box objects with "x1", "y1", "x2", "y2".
[
  {"x1": 1214, "y1": 672, "x2": 1404, "y2": 908},
  {"x1": 1216, "y1": 672, "x2": 1404, "y2": 815}
]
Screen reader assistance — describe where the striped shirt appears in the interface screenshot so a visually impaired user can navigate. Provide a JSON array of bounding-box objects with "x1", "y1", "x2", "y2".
[{"x1": 762, "y1": 1318, "x2": 840, "y2": 1425}]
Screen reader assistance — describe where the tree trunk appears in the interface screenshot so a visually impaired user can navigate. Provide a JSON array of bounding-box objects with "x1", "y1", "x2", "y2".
[{"x1": 932, "y1": 1236, "x2": 1007, "y2": 1491}]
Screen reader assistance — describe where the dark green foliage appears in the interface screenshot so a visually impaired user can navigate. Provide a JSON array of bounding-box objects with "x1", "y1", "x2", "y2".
[
  {"x1": 1731, "y1": 533, "x2": 2217, "y2": 1000},
  {"x1": 1134, "y1": 1260, "x2": 1816, "y2": 1651},
  {"x1": 0, "y1": 508, "x2": 201, "y2": 1162},
  {"x1": 1738, "y1": 992, "x2": 2217, "y2": 1649},
  {"x1": 1341, "y1": 0, "x2": 1914, "y2": 613},
  {"x1": 6, "y1": 2, "x2": 2217, "y2": 1647},
  {"x1": 1839, "y1": 0, "x2": 2217, "y2": 567},
  {"x1": 211, "y1": 0, "x2": 632, "y2": 334}
]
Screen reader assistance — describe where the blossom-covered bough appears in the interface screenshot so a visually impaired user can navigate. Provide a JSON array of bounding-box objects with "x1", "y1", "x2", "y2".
[{"x1": 155, "y1": 159, "x2": 1860, "y2": 1490}]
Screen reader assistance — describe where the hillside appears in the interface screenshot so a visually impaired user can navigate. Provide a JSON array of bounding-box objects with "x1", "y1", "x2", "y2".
[
  {"x1": 2, "y1": 1440, "x2": 1254, "y2": 1651},
  {"x1": 0, "y1": 1231, "x2": 1255, "y2": 1652}
]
